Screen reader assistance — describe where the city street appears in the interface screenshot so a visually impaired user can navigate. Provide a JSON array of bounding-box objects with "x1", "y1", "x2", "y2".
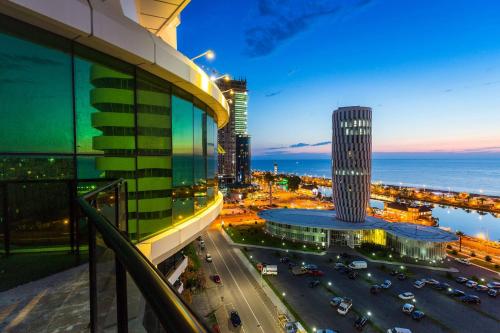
[{"x1": 198, "y1": 225, "x2": 280, "y2": 333}]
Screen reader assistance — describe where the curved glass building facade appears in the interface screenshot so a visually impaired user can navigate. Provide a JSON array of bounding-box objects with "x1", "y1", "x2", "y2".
[{"x1": 0, "y1": 14, "x2": 220, "y2": 252}]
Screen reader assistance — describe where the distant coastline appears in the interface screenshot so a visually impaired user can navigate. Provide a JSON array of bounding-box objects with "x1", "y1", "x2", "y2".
[{"x1": 252, "y1": 158, "x2": 500, "y2": 196}]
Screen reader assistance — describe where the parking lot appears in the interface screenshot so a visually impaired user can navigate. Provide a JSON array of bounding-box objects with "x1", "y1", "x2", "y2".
[{"x1": 248, "y1": 248, "x2": 500, "y2": 332}]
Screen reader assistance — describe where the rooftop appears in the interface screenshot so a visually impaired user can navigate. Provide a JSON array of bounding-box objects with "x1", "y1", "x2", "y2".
[{"x1": 258, "y1": 209, "x2": 457, "y2": 243}]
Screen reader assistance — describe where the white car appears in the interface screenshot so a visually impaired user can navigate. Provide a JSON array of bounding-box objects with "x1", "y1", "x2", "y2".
[
  {"x1": 413, "y1": 280, "x2": 425, "y2": 289},
  {"x1": 487, "y1": 281, "x2": 500, "y2": 289},
  {"x1": 398, "y1": 292, "x2": 415, "y2": 300},
  {"x1": 455, "y1": 258, "x2": 471, "y2": 265},
  {"x1": 424, "y1": 278, "x2": 439, "y2": 285},
  {"x1": 381, "y1": 280, "x2": 392, "y2": 289},
  {"x1": 466, "y1": 280, "x2": 478, "y2": 288},
  {"x1": 387, "y1": 328, "x2": 412, "y2": 333},
  {"x1": 205, "y1": 253, "x2": 212, "y2": 262},
  {"x1": 402, "y1": 303, "x2": 415, "y2": 314}
]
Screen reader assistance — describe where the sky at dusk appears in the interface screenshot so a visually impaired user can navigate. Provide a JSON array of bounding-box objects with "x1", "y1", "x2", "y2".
[{"x1": 178, "y1": 0, "x2": 500, "y2": 159}]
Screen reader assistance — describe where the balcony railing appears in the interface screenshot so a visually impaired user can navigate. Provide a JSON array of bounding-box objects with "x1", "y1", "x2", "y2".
[{"x1": 77, "y1": 179, "x2": 209, "y2": 333}]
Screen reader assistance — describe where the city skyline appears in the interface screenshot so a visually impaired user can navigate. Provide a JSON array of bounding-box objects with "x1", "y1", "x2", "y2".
[{"x1": 179, "y1": 0, "x2": 500, "y2": 158}]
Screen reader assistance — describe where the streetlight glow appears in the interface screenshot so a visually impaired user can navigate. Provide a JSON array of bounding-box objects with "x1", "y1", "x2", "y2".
[{"x1": 190, "y1": 49, "x2": 215, "y2": 61}]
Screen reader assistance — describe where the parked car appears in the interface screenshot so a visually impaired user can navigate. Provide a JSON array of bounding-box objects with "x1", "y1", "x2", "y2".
[
  {"x1": 348, "y1": 261, "x2": 368, "y2": 269},
  {"x1": 461, "y1": 295, "x2": 481, "y2": 304},
  {"x1": 475, "y1": 285, "x2": 489, "y2": 292},
  {"x1": 230, "y1": 311, "x2": 241, "y2": 327},
  {"x1": 424, "y1": 278, "x2": 439, "y2": 285},
  {"x1": 455, "y1": 276, "x2": 468, "y2": 283},
  {"x1": 381, "y1": 280, "x2": 392, "y2": 289},
  {"x1": 292, "y1": 266, "x2": 308, "y2": 275},
  {"x1": 411, "y1": 310, "x2": 425, "y2": 321},
  {"x1": 389, "y1": 270, "x2": 400, "y2": 276},
  {"x1": 447, "y1": 289, "x2": 465, "y2": 297},
  {"x1": 213, "y1": 274, "x2": 221, "y2": 284},
  {"x1": 433, "y1": 282, "x2": 450, "y2": 290},
  {"x1": 280, "y1": 257, "x2": 290, "y2": 263},
  {"x1": 455, "y1": 257, "x2": 471, "y2": 265},
  {"x1": 487, "y1": 281, "x2": 500, "y2": 289},
  {"x1": 205, "y1": 253, "x2": 212, "y2": 262},
  {"x1": 335, "y1": 263, "x2": 347, "y2": 270},
  {"x1": 387, "y1": 329, "x2": 412, "y2": 333},
  {"x1": 348, "y1": 271, "x2": 358, "y2": 279},
  {"x1": 402, "y1": 303, "x2": 415, "y2": 314},
  {"x1": 354, "y1": 316, "x2": 368, "y2": 330},
  {"x1": 309, "y1": 269, "x2": 325, "y2": 277},
  {"x1": 487, "y1": 289, "x2": 498, "y2": 297},
  {"x1": 398, "y1": 292, "x2": 415, "y2": 300},
  {"x1": 337, "y1": 299, "x2": 353, "y2": 315},
  {"x1": 465, "y1": 280, "x2": 478, "y2": 288},
  {"x1": 316, "y1": 330, "x2": 339, "y2": 333},
  {"x1": 370, "y1": 285, "x2": 382, "y2": 294},
  {"x1": 303, "y1": 263, "x2": 318, "y2": 270},
  {"x1": 397, "y1": 273, "x2": 408, "y2": 281},
  {"x1": 309, "y1": 280, "x2": 320, "y2": 288},
  {"x1": 413, "y1": 280, "x2": 425, "y2": 289},
  {"x1": 329, "y1": 296, "x2": 343, "y2": 307}
]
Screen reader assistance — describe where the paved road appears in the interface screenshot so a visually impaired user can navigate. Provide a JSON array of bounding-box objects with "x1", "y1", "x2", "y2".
[
  {"x1": 247, "y1": 247, "x2": 500, "y2": 333},
  {"x1": 201, "y1": 226, "x2": 280, "y2": 333}
]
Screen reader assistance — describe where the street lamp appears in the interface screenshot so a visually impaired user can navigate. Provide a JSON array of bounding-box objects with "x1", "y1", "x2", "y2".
[
  {"x1": 211, "y1": 74, "x2": 230, "y2": 81},
  {"x1": 282, "y1": 292, "x2": 286, "y2": 297},
  {"x1": 190, "y1": 49, "x2": 215, "y2": 61},
  {"x1": 221, "y1": 89, "x2": 234, "y2": 94},
  {"x1": 367, "y1": 311, "x2": 372, "y2": 317}
]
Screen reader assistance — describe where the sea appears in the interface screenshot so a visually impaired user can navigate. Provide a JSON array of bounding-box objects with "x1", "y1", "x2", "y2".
[{"x1": 253, "y1": 158, "x2": 500, "y2": 240}]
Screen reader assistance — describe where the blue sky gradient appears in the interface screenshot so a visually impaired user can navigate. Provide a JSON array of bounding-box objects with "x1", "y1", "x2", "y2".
[{"x1": 178, "y1": 0, "x2": 500, "y2": 158}]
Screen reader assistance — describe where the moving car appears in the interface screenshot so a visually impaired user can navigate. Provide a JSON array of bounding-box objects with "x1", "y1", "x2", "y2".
[
  {"x1": 230, "y1": 311, "x2": 241, "y2": 327},
  {"x1": 455, "y1": 276, "x2": 468, "y2": 283},
  {"x1": 337, "y1": 298, "x2": 353, "y2": 315},
  {"x1": 381, "y1": 280, "x2": 392, "y2": 289},
  {"x1": 447, "y1": 289, "x2": 465, "y2": 297},
  {"x1": 348, "y1": 261, "x2": 368, "y2": 269},
  {"x1": 205, "y1": 253, "x2": 212, "y2": 262},
  {"x1": 398, "y1": 292, "x2": 415, "y2": 300},
  {"x1": 455, "y1": 257, "x2": 471, "y2": 265},
  {"x1": 213, "y1": 274, "x2": 221, "y2": 284},
  {"x1": 487, "y1": 289, "x2": 498, "y2": 297},
  {"x1": 387, "y1": 328, "x2": 412, "y2": 333},
  {"x1": 402, "y1": 303, "x2": 414, "y2": 314},
  {"x1": 461, "y1": 295, "x2": 481, "y2": 304},
  {"x1": 329, "y1": 296, "x2": 343, "y2": 307},
  {"x1": 309, "y1": 280, "x2": 320, "y2": 288},
  {"x1": 413, "y1": 280, "x2": 425, "y2": 289},
  {"x1": 354, "y1": 316, "x2": 368, "y2": 330},
  {"x1": 411, "y1": 311, "x2": 425, "y2": 321},
  {"x1": 370, "y1": 285, "x2": 382, "y2": 294},
  {"x1": 475, "y1": 285, "x2": 489, "y2": 292},
  {"x1": 465, "y1": 280, "x2": 478, "y2": 288}
]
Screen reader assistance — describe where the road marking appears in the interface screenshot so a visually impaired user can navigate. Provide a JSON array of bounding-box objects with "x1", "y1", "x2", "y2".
[{"x1": 207, "y1": 230, "x2": 266, "y2": 333}]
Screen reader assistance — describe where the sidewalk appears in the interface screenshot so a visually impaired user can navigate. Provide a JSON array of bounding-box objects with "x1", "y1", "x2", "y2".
[{"x1": 220, "y1": 228, "x2": 327, "y2": 256}]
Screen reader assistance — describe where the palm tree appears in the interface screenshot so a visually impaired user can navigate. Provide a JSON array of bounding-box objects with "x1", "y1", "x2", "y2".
[
  {"x1": 456, "y1": 231, "x2": 465, "y2": 252},
  {"x1": 264, "y1": 172, "x2": 275, "y2": 205}
]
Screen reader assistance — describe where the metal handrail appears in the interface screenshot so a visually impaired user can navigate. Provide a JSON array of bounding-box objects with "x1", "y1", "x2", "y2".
[{"x1": 78, "y1": 180, "x2": 209, "y2": 333}]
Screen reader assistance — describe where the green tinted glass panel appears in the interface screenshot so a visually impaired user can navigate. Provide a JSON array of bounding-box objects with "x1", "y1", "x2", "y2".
[
  {"x1": 172, "y1": 96, "x2": 193, "y2": 187},
  {"x1": 77, "y1": 156, "x2": 105, "y2": 179},
  {"x1": 8, "y1": 182, "x2": 70, "y2": 251},
  {"x1": 0, "y1": 29, "x2": 73, "y2": 153},
  {"x1": 172, "y1": 198, "x2": 194, "y2": 223},
  {"x1": 0, "y1": 156, "x2": 74, "y2": 181}
]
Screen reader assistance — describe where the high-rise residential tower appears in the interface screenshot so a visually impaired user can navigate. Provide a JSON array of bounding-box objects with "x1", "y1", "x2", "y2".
[
  {"x1": 331, "y1": 106, "x2": 372, "y2": 222},
  {"x1": 217, "y1": 79, "x2": 251, "y2": 184}
]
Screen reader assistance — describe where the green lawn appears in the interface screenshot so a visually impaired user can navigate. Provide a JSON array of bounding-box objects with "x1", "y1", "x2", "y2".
[
  {"x1": 0, "y1": 252, "x2": 87, "y2": 292},
  {"x1": 224, "y1": 224, "x2": 324, "y2": 253}
]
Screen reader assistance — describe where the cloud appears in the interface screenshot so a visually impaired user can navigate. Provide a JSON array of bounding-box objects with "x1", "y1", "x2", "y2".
[
  {"x1": 460, "y1": 146, "x2": 500, "y2": 153},
  {"x1": 265, "y1": 90, "x2": 282, "y2": 97},
  {"x1": 267, "y1": 140, "x2": 331, "y2": 150},
  {"x1": 287, "y1": 68, "x2": 299, "y2": 76},
  {"x1": 311, "y1": 141, "x2": 331, "y2": 146},
  {"x1": 244, "y1": 0, "x2": 373, "y2": 57}
]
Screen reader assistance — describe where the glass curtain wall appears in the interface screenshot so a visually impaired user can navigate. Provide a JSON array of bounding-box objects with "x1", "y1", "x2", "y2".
[{"x1": 0, "y1": 15, "x2": 220, "y2": 251}]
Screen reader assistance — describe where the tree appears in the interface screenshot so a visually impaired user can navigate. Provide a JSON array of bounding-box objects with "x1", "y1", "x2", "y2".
[
  {"x1": 263, "y1": 172, "x2": 275, "y2": 205},
  {"x1": 286, "y1": 175, "x2": 301, "y2": 191},
  {"x1": 456, "y1": 231, "x2": 464, "y2": 252}
]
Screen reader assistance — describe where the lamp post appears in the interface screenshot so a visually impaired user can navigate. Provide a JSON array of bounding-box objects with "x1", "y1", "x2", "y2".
[
  {"x1": 190, "y1": 49, "x2": 215, "y2": 61},
  {"x1": 211, "y1": 74, "x2": 230, "y2": 81}
]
